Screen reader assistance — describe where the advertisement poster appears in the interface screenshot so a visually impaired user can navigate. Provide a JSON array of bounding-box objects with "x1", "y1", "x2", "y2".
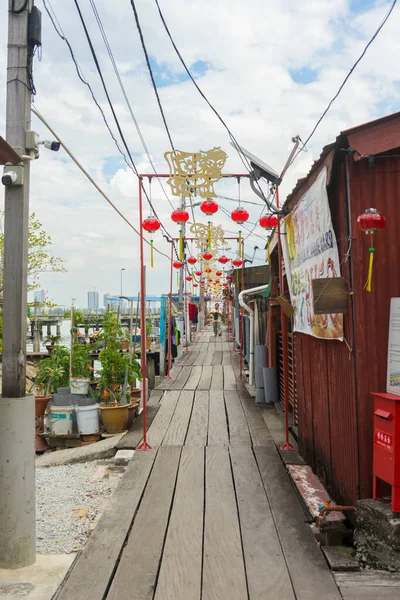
[
  {"x1": 386, "y1": 298, "x2": 400, "y2": 396},
  {"x1": 281, "y1": 167, "x2": 343, "y2": 340}
]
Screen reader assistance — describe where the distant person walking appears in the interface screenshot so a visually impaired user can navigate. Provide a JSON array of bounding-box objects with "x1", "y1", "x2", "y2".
[{"x1": 210, "y1": 303, "x2": 223, "y2": 337}]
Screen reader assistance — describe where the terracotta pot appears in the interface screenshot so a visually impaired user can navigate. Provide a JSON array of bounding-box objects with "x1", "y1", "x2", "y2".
[
  {"x1": 120, "y1": 340, "x2": 129, "y2": 351},
  {"x1": 130, "y1": 388, "x2": 141, "y2": 400},
  {"x1": 35, "y1": 395, "x2": 52, "y2": 452},
  {"x1": 89, "y1": 381, "x2": 98, "y2": 391},
  {"x1": 46, "y1": 345, "x2": 55, "y2": 354},
  {"x1": 99, "y1": 403, "x2": 129, "y2": 434},
  {"x1": 146, "y1": 338, "x2": 151, "y2": 350}
]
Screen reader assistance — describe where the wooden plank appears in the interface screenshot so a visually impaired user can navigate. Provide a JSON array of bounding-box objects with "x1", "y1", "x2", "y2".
[
  {"x1": 162, "y1": 390, "x2": 194, "y2": 446},
  {"x1": 335, "y1": 572, "x2": 400, "y2": 587},
  {"x1": 197, "y1": 365, "x2": 213, "y2": 390},
  {"x1": 230, "y1": 446, "x2": 295, "y2": 599},
  {"x1": 223, "y1": 364, "x2": 236, "y2": 390},
  {"x1": 193, "y1": 351, "x2": 207, "y2": 366},
  {"x1": 202, "y1": 446, "x2": 248, "y2": 600},
  {"x1": 237, "y1": 388, "x2": 273, "y2": 447},
  {"x1": 146, "y1": 390, "x2": 181, "y2": 447},
  {"x1": 222, "y1": 342, "x2": 231, "y2": 352},
  {"x1": 254, "y1": 445, "x2": 342, "y2": 600},
  {"x1": 184, "y1": 365, "x2": 202, "y2": 390},
  {"x1": 107, "y1": 447, "x2": 181, "y2": 600},
  {"x1": 186, "y1": 391, "x2": 209, "y2": 447},
  {"x1": 158, "y1": 365, "x2": 182, "y2": 389},
  {"x1": 211, "y1": 365, "x2": 224, "y2": 390},
  {"x1": 154, "y1": 447, "x2": 204, "y2": 600},
  {"x1": 208, "y1": 390, "x2": 228, "y2": 446},
  {"x1": 339, "y1": 588, "x2": 398, "y2": 600},
  {"x1": 55, "y1": 451, "x2": 156, "y2": 600},
  {"x1": 214, "y1": 342, "x2": 223, "y2": 352},
  {"x1": 222, "y1": 351, "x2": 231, "y2": 365},
  {"x1": 170, "y1": 366, "x2": 192, "y2": 390},
  {"x1": 202, "y1": 345, "x2": 215, "y2": 366},
  {"x1": 224, "y1": 390, "x2": 251, "y2": 446},
  {"x1": 212, "y1": 350, "x2": 223, "y2": 365}
]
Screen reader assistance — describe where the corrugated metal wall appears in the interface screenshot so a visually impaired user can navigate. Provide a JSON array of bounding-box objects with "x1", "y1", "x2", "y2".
[{"x1": 293, "y1": 150, "x2": 400, "y2": 506}]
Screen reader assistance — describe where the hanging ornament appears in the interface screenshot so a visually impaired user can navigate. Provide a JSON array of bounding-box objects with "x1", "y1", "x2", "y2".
[
  {"x1": 200, "y1": 199, "x2": 219, "y2": 216},
  {"x1": 186, "y1": 275, "x2": 193, "y2": 282},
  {"x1": 142, "y1": 216, "x2": 161, "y2": 269},
  {"x1": 260, "y1": 214, "x2": 278, "y2": 229},
  {"x1": 238, "y1": 230, "x2": 242, "y2": 258},
  {"x1": 193, "y1": 283, "x2": 198, "y2": 288},
  {"x1": 208, "y1": 277, "x2": 212, "y2": 282},
  {"x1": 171, "y1": 208, "x2": 189, "y2": 224},
  {"x1": 216, "y1": 271, "x2": 222, "y2": 277},
  {"x1": 205, "y1": 268, "x2": 212, "y2": 274},
  {"x1": 200, "y1": 279, "x2": 205, "y2": 285},
  {"x1": 173, "y1": 260, "x2": 183, "y2": 269},
  {"x1": 231, "y1": 207, "x2": 249, "y2": 224},
  {"x1": 207, "y1": 221, "x2": 212, "y2": 249},
  {"x1": 187, "y1": 256, "x2": 197, "y2": 265},
  {"x1": 226, "y1": 274, "x2": 233, "y2": 281},
  {"x1": 203, "y1": 251, "x2": 213, "y2": 261},
  {"x1": 232, "y1": 258, "x2": 243, "y2": 267},
  {"x1": 357, "y1": 208, "x2": 386, "y2": 292},
  {"x1": 195, "y1": 270, "x2": 202, "y2": 277},
  {"x1": 218, "y1": 255, "x2": 229, "y2": 265}
]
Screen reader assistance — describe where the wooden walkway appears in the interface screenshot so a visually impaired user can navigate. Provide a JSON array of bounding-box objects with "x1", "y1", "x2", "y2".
[{"x1": 56, "y1": 329, "x2": 343, "y2": 600}]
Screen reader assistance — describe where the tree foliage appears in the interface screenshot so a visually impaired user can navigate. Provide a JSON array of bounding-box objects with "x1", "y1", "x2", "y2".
[{"x1": 0, "y1": 212, "x2": 66, "y2": 293}]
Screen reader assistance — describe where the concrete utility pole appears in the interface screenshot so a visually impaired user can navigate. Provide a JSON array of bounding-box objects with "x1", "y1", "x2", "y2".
[
  {"x1": 0, "y1": 0, "x2": 36, "y2": 568},
  {"x1": 178, "y1": 194, "x2": 186, "y2": 303}
]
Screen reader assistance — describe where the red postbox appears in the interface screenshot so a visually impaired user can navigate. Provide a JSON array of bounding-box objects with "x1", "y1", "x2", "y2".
[{"x1": 372, "y1": 392, "x2": 400, "y2": 512}]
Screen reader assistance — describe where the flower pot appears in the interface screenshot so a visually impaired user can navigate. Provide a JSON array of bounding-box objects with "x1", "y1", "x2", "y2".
[
  {"x1": 146, "y1": 337, "x2": 151, "y2": 351},
  {"x1": 120, "y1": 340, "x2": 129, "y2": 351},
  {"x1": 127, "y1": 401, "x2": 139, "y2": 429},
  {"x1": 70, "y1": 377, "x2": 90, "y2": 395},
  {"x1": 75, "y1": 404, "x2": 100, "y2": 435},
  {"x1": 35, "y1": 395, "x2": 52, "y2": 452},
  {"x1": 99, "y1": 403, "x2": 129, "y2": 434},
  {"x1": 89, "y1": 381, "x2": 98, "y2": 391},
  {"x1": 130, "y1": 388, "x2": 141, "y2": 400},
  {"x1": 46, "y1": 345, "x2": 56, "y2": 354},
  {"x1": 49, "y1": 405, "x2": 75, "y2": 435}
]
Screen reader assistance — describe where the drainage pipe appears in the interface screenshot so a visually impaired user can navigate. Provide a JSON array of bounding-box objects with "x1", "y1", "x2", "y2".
[{"x1": 238, "y1": 284, "x2": 269, "y2": 386}]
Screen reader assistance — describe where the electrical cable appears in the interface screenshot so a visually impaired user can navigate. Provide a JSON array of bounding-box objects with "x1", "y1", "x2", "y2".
[
  {"x1": 72, "y1": 0, "x2": 174, "y2": 240},
  {"x1": 129, "y1": 0, "x2": 175, "y2": 152},
  {"x1": 88, "y1": 0, "x2": 175, "y2": 210},
  {"x1": 289, "y1": 0, "x2": 398, "y2": 168},
  {"x1": 31, "y1": 106, "x2": 170, "y2": 260}
]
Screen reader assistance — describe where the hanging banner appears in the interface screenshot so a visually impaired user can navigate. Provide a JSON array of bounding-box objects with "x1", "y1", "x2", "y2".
[{"x1": 281, "y1": 167, "x2": 343, "y2": 340}]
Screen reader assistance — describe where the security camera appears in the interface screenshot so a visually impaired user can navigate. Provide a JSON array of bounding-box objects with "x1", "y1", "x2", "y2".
[
  {"x1": 43, "y1": 140, "x2": 60, "y2": 152},
  {"x1": 2, "y1": 166, "x2": 23, "y2": 187}
]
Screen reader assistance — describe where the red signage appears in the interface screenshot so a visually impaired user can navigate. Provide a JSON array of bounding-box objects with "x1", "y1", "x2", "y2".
[{"x1": 375, "y1": 429, "x2": 393, "y2": 452}]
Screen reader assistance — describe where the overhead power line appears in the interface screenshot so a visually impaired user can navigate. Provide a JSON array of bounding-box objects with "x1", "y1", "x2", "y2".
[
  {"x1": 289, "y1": 0, "x2": 398, "y2": 167},
  {"x1": 31, "y1": 106, "x2": 170, "y2": 260},
  {"x1": 88, "y1": 0, "x2": 174, "y2": 210}
]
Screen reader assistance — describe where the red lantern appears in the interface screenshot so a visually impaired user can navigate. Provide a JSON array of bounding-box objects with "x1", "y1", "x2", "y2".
[
  {"x1": 200, "y1": 199, "x2": 219, "y2": 216},
  {"x1": 357, "y1": 208, "x2": 386, "y2": 233},
  {"x1": 142, "y1": 216, "x2": 161, "y2": 232},
  {"x1": 205, "y1": 268, "x2": 212, "y2": 274},
  {"x1": 200, "y1": 279, "x2": 205, "y2": 285},
  {"x1": 195, "y1": 270, "x2": 202, "y2": 277},
  {"x1": 171, "y1": 208, "x2": 189, "y2": 224},
  {"x1": 215, "y1": 280, "x2": 220, "y2": 284},
  {"x1": 226, "y1": 274, "x2": 233, "y2": 281},
  {"x1": 193, "y1": 283, "x2": 198, "y2": 288},
  {"x1": 186, "y1": 275, "x2": 193, "y2": 281},
  {"x1": 173, "y1": 260, "x2": 183, "y2": 269},
  {"x1": 231, "y1": 207, "x2": 249, "y2": 224},
  {"x1": 223, "y1": 283, "x2": 228, "y2": 287},
  {"x1": 232, "y1": 258, "x2": 243, "y2": 267},
  {"x1": 187, "y1": 256, "x2": 197, "y2": 265},
  {"x1": 259, "y1": 214, "x2": 278, "y2": 229},
  {"x1": 203, "y1": 251, "x2": 213, "y2": 261},
  {"x1": 208, "y1": 278, "x2": 212, "y2": 282},
  {"x1": 218, "y1": 255, "x2": 229, "y2": 264},
  {"x1": 216, "y1": 270, "x2": 222, "y2": 277}
]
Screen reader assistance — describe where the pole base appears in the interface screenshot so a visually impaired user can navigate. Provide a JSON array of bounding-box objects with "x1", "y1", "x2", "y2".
[
  {"x1": 164, "y1": 375, "x2": 172, "y2": 380},
  {"x1": 281, "y1": 442, "x2": 294, "y2": 451},
  {"x1": 137, "y1": 441, "x2": 152, "y2": 451}
]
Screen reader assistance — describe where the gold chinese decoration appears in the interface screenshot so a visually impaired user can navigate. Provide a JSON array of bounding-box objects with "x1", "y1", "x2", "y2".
[
  {"x1": 189, "y1": 222, "x2": 229, "y2": 253},
  {"x1": 164, "y1": 147, "x2": 227, "y2": 198}
]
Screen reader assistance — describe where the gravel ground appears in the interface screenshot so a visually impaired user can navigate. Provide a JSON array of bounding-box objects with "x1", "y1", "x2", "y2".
[{"x1": 36, "y1": 462, "x2": 122, "y2": 554}]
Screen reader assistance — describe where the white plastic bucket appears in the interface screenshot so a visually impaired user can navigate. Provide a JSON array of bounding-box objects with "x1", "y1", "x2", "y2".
[
  {"x1": 70, "y1": 378, "x2": 90, "y2": 395},
  {"x1": 50, "y1": 405, "x2": 74, "y2": 435},
  {"x1": 75, "y1": 404, "x2": 100, "y2": 435}
]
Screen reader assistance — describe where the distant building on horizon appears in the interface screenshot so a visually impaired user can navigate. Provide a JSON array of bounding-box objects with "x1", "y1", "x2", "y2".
[
  {"x1": 88, "y1": 291, "x2": 99, "y2": 311},
  {"x1": 34, "y1": 289, "x2": 45, "y2": 305}
]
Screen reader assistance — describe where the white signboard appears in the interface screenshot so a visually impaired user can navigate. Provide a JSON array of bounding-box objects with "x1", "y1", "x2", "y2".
[
  {"x1": 387, "y1": 298, "x2": 400, "y2": 396},
  {"x1": 281, "y1": 167, "x2": 343, "y2": 340}
]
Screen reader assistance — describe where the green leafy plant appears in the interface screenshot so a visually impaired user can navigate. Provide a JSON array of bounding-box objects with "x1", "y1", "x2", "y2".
[
  {"x1": 146, "y1": 321, "x2": 152, "y2": 338},
  {"x1": 71, "y1": 342, "x2": 92, "y2": 379},
  {"x1": 45, "y1": 334, "x2": 61, "y2": 347},
  {"x1": 33, "y1": 347, "x2": 70, "y2": 395}
]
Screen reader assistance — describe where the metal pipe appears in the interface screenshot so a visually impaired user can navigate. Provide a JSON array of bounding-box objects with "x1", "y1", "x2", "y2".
[
  {"x1": 137, "y1": 178, "x2": 151, "y2": 451},
  {"x1": 238, "y1": 284, "x2": 269, "y2": 386},
  {"x1": 166, "y1": 242, "x2": 173, "y2": 380}
]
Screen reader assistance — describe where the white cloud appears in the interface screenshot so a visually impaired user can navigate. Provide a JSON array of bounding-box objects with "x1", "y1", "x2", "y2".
[{"x1": 0, "y1": 0, "x2": 398, "y2": 306}]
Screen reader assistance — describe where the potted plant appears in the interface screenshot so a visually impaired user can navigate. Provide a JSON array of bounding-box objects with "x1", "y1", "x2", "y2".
[
  {"x1": 120, "y1": 328, "x2": 130, "y2": 351},
  {"x1": 70, "y1": 342, "x2": 92, "y2": 395},
  {"x1": 97, "y1": 309, "x2": 142, "y2": 433},
  {"x1": 146, "y1": 321, "x2": 152, "y2": 351},
  {"x1": 45, "y1": 334, "x2": 61, "y2": 354},
  {"x1": 33, "y1": 362, "x2": 65, "y2": 452}
]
